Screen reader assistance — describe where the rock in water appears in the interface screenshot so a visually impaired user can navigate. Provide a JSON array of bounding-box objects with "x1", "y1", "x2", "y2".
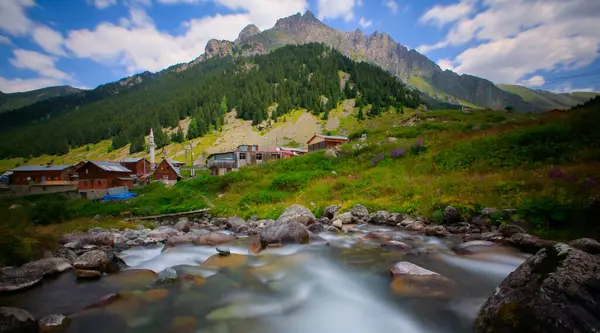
[
  {"x1": 216, "y1": 247, "x2": 230, "y2": 256},
  {"x1": 156, "y1": 267, "x2": 178, "y2": 285},
  {"x1": 259, "y1": 221, "x2": 309, "y2": 249},
  {"x1": 569, "y1": 238, "x2": 600, "y2": 255},
  {"x1": 193, "y1": 232, "x2": 236, "y2": 246},
  {"x1": 73, "y1": 250, "x2": 120, "y2": 273},
  {"x1": 0, "y1": 307, "x2": 38, "y2": 333},
  {"x1": 475, "y1": 244, "x2": 600, "y2": 333},
  {"x1": 225, "y1": 216, "x2": 245, "y2": 230},
  {"x1": 508, "y1": 233, "x2": 556, "y2": 254},
  {"x1": 174, "y1": 218, "x2": 192, "y2": 232},
  {"x1": 350, "y1": 204, "x2": 369, "y2": 224},
  {"x1": 276, "y1": 204, "x2": 316, "y2": 226},
  {"x1": 424, "y1": 225, "x2": 448, "y2": 237},
  {"x1": 322, "y1": 204, "x2": 341, "y2": 219},
  {"x1": 498, "y1": 224, "x2": 526, "y2": 238},
  {"x1": 75, "y1": 269, "x2": 102, "y2": 279},
  {"x1": 39, "y1": 314, "x2": 69, "y2": 332},
  {"x1": 390, "y1": 262, "x2": 458, "y2": 297},
  {"x1": 452, "y1": 241, "x2": 498, "y2": 255}
]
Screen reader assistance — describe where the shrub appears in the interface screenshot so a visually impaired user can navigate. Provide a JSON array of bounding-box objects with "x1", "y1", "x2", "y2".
[
  {"x1": 238, "y1": 190, "x2": 287, "y2": 208},
  {"x1": 271, "y1": 171, "x2": 325, "y2": 191}
]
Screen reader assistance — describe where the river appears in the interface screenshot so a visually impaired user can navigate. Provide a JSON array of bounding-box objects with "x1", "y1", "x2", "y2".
[{"x1": 0, "y1": 224, "x2": 528, "y2": 333}]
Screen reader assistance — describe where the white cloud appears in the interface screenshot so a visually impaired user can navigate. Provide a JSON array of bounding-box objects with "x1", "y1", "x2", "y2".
[
  {"x1": 0, "y1": 76, "x2": 62, "y2": 93},
  {"x1": 358, "y1": 17, "x2": 372, "y2": 28},
  {"x1": 437, "y1": 58, "x2": 455, "y2": 71},
  {"x1": 0, "y1": 35, "x2": 12, "y2": 45},
  {"x1": 518, "y1": 75, "x2": 545, "y2": 88},
  {"x1": 31, "y1": 25, "x2": 66, "y2": 56},
  {"x1": 550, "y1": 83, "x2": 596, "y2": 94},
  {"x1": 9, "y1": 49, "x2": 72, "y2": 80},
  {"x1": 383, "y1": 0, "x2": 399, "y2": 15},
  {"x1": 317, "y1": 0, "x2": 359, "y2": 22},
  {"x1": 65, "y1": 0, "x2": 308, "y2": 74},
  {"x1": 418, "y1": 0, "x2": 600, "y2": 85},
  {"x1": 419, "y1": 0, "x2": 476, "y2": 27},
  {"x1": 90, "y1": 0, "x2": 117, "y2": 9},
  {"x1": 0, "y1": 0, "x2": 35, "y2": 36}
]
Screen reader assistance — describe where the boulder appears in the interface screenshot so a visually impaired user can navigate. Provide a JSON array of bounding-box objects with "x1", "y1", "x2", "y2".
[
  {"x1": 390, "y1": 262, "x2": 458, "y2": 297},
  {"x1": 381, "y1": 241, "x2": 410, "y2": 250},
  {"x1": 259, "y1": 221, "x2": 309, "y2": 249},
  {"x1": 88, "y1": 227, "x2": 106, "y2": 234},
  {"x1": 498, "y1": 224, "x2": 526, "y2": 238},
  {"x1": 121, "y1": 228, "x2": 139, "y2": 240},
  {"x1": 472, "y1": 215, "x2": 492, "y2": 229},
  {"x1": 452, "y1": 241, "x2": 498, "y2": 255},
  {"x1": 508, "y1": 233, "x2": 556, "y2": 254},
  {"x1": 331, "y1": 212, "x2": 353, "y2": 225},
  {"x1": 164, "y1": 235, "x2": 195, "y2": 248},
  {"x1": 276, "y1": 204, "x2": 316, "y2": 226},
  {"x1": 22, "y1": 258, "x2": 72, "y2": 276},
  {"x1": 475, "y1": 244, "x2": 600, "y2": 333},
  {"x1": 193, "y1": 232, "x2": 236, "y2": 246},
  {"x1": 463, "y1": 233, "x2": 482, "y2": 242},
  {"x1": 73, "y1": 250, "x2": 120, "y2": 273},
  {"x1": 59, "y1": 231, "x2": 86, "y2": 245},
  {"x1": 386, "y1": 213, "x2": 406, "y2": 226},
  {"x1": 363, "y1": 232, "x2": 392, "y2": 241},
  {"x1": 155, "y1": 226, "x2": 179, "y2": 236},
  {"x1": 443, "y1": 206, "x2": 460, "y2": 223},
  {"x1": 39, "y1": 314, "x2": 69, "y2": 333},
  {"x1": 46, "y1": 248, "x2": 77, "y2": 263},
  {"x1": 569, "y1": 238, "x2": 600, "y2": 255},
  {"x1": 405, "y1": 220, "x2": 426, "y2": 232},
  {"x1": 156, "y1": 267, "x2": 178, "y2": 285},
  {"x1": 369, "y1": 211, "x2": 390, "y2": 225},
  {"x1": 324, "y1": 149, "x2": 338, "y2": 158},
  {"x1": 0, "y1": 267, "x2": 43, "y2": 293},
  {"x1": 424, "y1": 225, "x2": 448, "y2": 237},
  {"x1": 174, "y1": 218, "x2": 193, "y2": 233},
  {"x1": 316, "y1": 217, "x2": 331, "y2": 225},
  {"x1": 63, "y1": 241, "x2": 82, "y2": 250},
  {"x1": 332, "y1": 220, "x2": 343, "y2": 230},
  {"x1": 0, "y1": 307, "x2": 38, "y2": 333},
  {"x1": 386, "y1": 137, "x2": 398, "y2": 143},
  {"x1": 399, "y1": 217, "x2": 416, "y2": 227},
  {"x1": 350, "y1": 204, "x2": 369, "y2": 224},
  {"x1": 225, "y1": 216, "x2": 245, "y2": 230},
  {"x1": 322, "y1": 204, "x2": 341, "y2": 219},
  {"x1": 481, "y1": 232, "x2": 504, "y2": 242},
  {"x1": 212, "y1": 218, "x2": 228, "y2": 227},
  {"x1": 84, "y1": 232, "x2": 114, "y2": 247},
  {"x1": 146, "y1": 231, "x2": 169, "y2": 242},
  {"x1": 307, "y1": 222, "x2": 325, "y2": 234},
  {"x1": 480, "y1": 207, "x2": 497, "y2": 217}
]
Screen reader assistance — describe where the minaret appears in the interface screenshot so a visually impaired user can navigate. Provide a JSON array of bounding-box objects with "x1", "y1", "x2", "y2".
[{"x1": 149, "y1": 128, "x2": 156, "y2": 169}]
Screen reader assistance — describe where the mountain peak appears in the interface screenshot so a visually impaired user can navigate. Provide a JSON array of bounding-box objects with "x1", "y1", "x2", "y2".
[
  {"x1": 302, "y1": 10, "x2": 318, "y2": 21},
  {"x1": 235, "y1": 24, "x2": 261, "y2": 44}
]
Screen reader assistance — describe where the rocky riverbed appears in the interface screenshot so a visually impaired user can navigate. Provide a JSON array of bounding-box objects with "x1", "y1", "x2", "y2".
[{"x1": 1, "y1": 204, "x2": 600, "y2": 333}]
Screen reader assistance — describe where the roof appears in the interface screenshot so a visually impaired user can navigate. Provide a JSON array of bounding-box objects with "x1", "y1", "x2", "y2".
[
  {"x1": 89, "y1": 161, "x2": 132, "y2": 173},
  {"x1": 168, "y1": 159, "x2": 185, "y2": 166},
  {"x1": 158, "y1": 159, "x2": 181, "y2": 176},
  {"x1": 206, "y1": 151, "x2": 235, "y2": 159},
  {"x1": 315, "y1": 134, "x2": 349, "y2": 141},
  {"x1": 11, "y1": 165, "x2": 73, "y2": 172},
  {"x1": 121, "y1": 157, "x2": 146, "y2": 163},
  {"x1": 278, "y1": 146, "x2": 308, "y2": 153},
  {"x1": 117, "y1": 177, "x2": 135, "y2": 181}
]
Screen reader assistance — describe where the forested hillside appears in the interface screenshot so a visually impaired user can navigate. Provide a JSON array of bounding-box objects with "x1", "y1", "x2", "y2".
[
  {"x1": 0, "y1": 43, "x2": 421, "y2": 159},
  {"x1": 0, "y1": 86, "x2": 82, "y2": 113}
]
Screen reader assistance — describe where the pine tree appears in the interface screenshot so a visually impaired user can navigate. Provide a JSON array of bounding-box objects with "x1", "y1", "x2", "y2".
[
  {"x1": 187, "y1": 119, "x2": 199, "y2": 140},
  {"x1": 220, "y1": 96, "x2": 228, "y2": 114},
  {"x1": 129, "y1": 135, "x2": 146, "y2": 153}
]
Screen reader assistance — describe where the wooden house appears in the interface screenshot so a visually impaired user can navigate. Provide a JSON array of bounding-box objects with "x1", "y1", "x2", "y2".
[
  {"x1": 307, "y1": 135, "x2": 349, "y2": 152},
  {"x1": 77, "y1": 161, "x2": 134, "y2": 192},
  {"x1": 277, "y1": 146, "x2": 308, "y2": 156},
  {"x1": 206, "y1": 151, "x2": 237, "y2": 176},
  {"x1": 154, "y1": 159, "x2": 182, "y2": 185},
  {"x1": 206, "y1": 145, "x2": 290, "y2": 176},
  {"x1": 9, "y1": 164, "x2": 78, "y2": 194},
  {"x1": 120, "y1": 157, "x2": 151, "y2": 177}
]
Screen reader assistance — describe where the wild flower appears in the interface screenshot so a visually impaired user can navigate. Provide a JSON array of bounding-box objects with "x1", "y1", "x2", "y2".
[
  {"x1": 547, "y1": 167, "x2": 566, "y2": 180},
  {"x1": 411, "y1": 137, "x2": 424, "y2": 148},
  {"x1": 371, "y1": 154, "x2": 385, "y2": 165},
  {"x1": 391, "y1": 148, "x2": 405, "y2": 158}
]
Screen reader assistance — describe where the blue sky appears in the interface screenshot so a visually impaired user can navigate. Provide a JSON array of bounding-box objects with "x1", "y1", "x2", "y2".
[{"x1": 0, "y1": 0, "x2": 599, "y2": 93}]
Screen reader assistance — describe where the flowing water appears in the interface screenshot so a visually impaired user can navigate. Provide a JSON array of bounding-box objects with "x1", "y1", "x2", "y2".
[{"x1": 0, "y1": 225, "x2": 529, "y2": 333}]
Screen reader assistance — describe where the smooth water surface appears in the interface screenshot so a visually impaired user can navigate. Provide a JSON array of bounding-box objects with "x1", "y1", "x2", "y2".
[{"x1": 0, "y1": 225, "x2": 528, "y2": 333}]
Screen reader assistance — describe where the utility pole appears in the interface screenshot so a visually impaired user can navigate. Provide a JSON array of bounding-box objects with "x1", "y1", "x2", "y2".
[{"x1": 188, "y1": 143, "x2": 195, "y2": 177}]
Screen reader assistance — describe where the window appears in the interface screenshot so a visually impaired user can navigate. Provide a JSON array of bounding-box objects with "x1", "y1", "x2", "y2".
[
  {"x1": 239, "y1": 153, "x2": 246, "y2": 160},
  {"x1": 97, "y1": 180, "x2": 101, "y2": 186},
  {"x1": 271, "y1": 153, "x2": 279, "y2": 160},
  {"x1": 256, "y1": 153, "x2": 262, "y2": 161},
  {"x1": 86, "y1": 169, "x2": 89, "y2": 174}
]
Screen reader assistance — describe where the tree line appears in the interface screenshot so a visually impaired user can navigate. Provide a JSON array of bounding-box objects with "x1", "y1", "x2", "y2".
[{"x1": 0, "y1": 43, "x2": 422, "y2": 159}]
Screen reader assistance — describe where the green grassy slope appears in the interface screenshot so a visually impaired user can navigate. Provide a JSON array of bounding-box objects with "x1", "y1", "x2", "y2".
[{"x1": 498, "y1": 84, "x2": 599, "y2": 111}]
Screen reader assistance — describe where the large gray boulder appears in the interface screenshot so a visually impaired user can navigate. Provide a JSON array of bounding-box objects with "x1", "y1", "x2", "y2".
[
  {"x1": 369, "y1": 211, "x2": 390, "y2": 225},
  {"x1": 569, "y1": 238, "x2": 600, "y2": 255},
  {"x1": 404, "y1": 220, "x2": 426, "y2": 232},
  {"x1": 508, "y1": 233, "x2": 556, "y2": 254},
  {"x1": 350, "y1": 204, "x2": 369, "y2": 224},
  {"x1": 225, "y1": 216, "x2": 245, "y2": 230},
  {"x1": 174, "y1": 218, "x2": 193, "y2": 232},
  {"x1": 84, "y1": 232, "x2": 115, "y2": 247},
  {"x1": 0, "y1": 258, "x2": 72, "y2": 293},
  {"x1": 73, "y1": 250, "x2": 120, "y2": 273},
  {"x1": 331, "y1": 212, "x2": 353, "y2": 225},
  {"x1": 259, "y1": 221, "x2": 309, "y2": 249},
  {"x1": 498, "y1": 224, "x2": 526, "y2": 238},
  {"x1": 276, "y1": 205, "x2": 316, "y2": 226},
  {"x1": 475, "y1": 244, "x2": 600, "y2": 333},
  {"x1": 0, "y1": 307, "x2": 38, "y2": 333},
  {"x1": 390, "y1": 262, "x2": 458, "y2": 297},
  {"x1": 386, "y1": 213, "x2": 406, "y2": 226},
  {"x1": 424, "y1": 225, "x2": 448, "y2": 237},
  {"x1": 322, "y1": 204, "x2": 341, "y2": 219}
]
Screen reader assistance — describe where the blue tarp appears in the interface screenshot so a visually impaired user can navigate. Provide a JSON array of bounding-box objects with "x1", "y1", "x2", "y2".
[{"x1": 102, "y1": 192, "x2": 138, "y2": 201}]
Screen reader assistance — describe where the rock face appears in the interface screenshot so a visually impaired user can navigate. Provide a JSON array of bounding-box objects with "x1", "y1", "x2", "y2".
[
  {"x1": 475, "y1": 244, "x2": 600, "y2": 333},
  {"x1": 235, "y1": 24, "x2": 261, "y2": 44},
  {"x1": 276, "y1": 205, "x2": 316, "y2": 226},
  {"x1": 0, "y1": 307, "x2": 38, "y2": 333},
  {"x1": 390, "y1": 262, "x2": 458, "y2": 297},
  {"x1": 259, "y1": 221, "x2": 309, "y2": 249},
  {"x1": 569, "y1": 238, "x2": 600, "y2": 255}
]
